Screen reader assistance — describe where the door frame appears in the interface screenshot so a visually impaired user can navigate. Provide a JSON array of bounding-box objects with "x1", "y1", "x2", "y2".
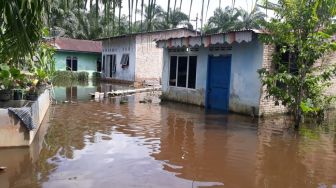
[{"x1": 205, "y1": 54, "x2": 232, "y2": 111}]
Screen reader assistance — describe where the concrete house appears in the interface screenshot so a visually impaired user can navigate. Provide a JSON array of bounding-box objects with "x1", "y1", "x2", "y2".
[
  {"x1": 156, "y1": 30, "x2": 309, "y2": 116},
  {"x1": 99, "y1": 28, "x2": 196, "y2": 84},
  {"x1": 52, "y1": 37, "x2": 102, "y2": 76}
]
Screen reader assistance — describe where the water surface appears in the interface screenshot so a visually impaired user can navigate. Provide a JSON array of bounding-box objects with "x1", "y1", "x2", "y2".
[{"x1": 0, "y1": 84, "x2": 335, "y2": 188}]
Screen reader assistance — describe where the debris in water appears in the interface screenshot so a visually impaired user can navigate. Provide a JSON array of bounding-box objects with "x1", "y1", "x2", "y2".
[
  {"x1": 0, "y1": 166, "x2": 7, "y2": 171},
  {"x1": 139, "y1": 98, "x2": 152, "y2": 104},
  {"x1": 120, "y1": 99, "x2": 128, "y2": 104}
]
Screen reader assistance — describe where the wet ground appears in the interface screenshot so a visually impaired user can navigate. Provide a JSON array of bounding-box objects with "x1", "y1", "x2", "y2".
[{"x1": 0, "y1": 83, "x2": 336, "y2": 188}]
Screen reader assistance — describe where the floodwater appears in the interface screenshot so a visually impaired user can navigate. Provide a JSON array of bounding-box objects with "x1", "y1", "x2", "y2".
[{"x1": 0, "y1": 83, "x2": 336, "y2": 188}]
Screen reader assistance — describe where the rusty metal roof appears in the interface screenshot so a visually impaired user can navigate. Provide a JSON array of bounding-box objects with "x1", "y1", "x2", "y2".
[{"x1": 52, "y1": 37, "x2": 102, "y2": 53}]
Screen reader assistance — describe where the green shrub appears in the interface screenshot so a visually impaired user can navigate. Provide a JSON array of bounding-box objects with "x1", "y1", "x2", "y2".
[
  {"x1": 92, "y1": 72, "x2": 102, "y2": 79},
  {"x1": 77, "y1": 72, "x2": 89, "y2": 81},
  {"x1": 52, "y1": 71, "x2": 88, "y2": 85}
]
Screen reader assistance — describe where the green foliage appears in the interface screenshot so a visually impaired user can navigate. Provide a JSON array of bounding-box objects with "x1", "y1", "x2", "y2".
[
  {"x1": 258, "y1": 0, "x2": 336, "y2": 127},
  {"x1": 77, "y1": 72, "x2": 89, "y2": 81},
  {"x1": 33, "y1": 41, "x2": 56, "y2": 82},
  {"x1": 204, "y1": 5, "x2": 265, "y2": 34},
  {"x1": 0, "y1": 64, "x2": 25, "y2": 90},
  {"x1": 0, "y1": 0, "x2": 48, "y2": 63},
  {"x1": 49, "y1": 0, "x2": 193, "y2": 39},
  {"x1": 52, "y1": 71, "x2": 89, "y2": 85},
  {"x1": 92, "y1": 72, "x2": 102, "y2": 79}
]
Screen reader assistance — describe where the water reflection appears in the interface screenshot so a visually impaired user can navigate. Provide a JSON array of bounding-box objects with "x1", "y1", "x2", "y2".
[
  {"x1": 0, "y1": 89, "x2": 336, "y2": 188},
  {"x1": 53, "y1": 81, "x2": 131, "y2": 102}
]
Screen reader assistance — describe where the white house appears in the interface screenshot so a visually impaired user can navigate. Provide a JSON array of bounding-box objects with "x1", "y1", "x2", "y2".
[{"x1": 99, "y1": 28, "x2": 196, "y2": 84}]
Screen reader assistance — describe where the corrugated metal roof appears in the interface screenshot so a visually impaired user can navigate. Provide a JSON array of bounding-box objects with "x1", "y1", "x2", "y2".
[
  {"x1": 96, "y1": 27, "x2": 199, "y2": 41},
  {"x1": 52, "y1": 37, "x2": 102, "y2": 53},
  {"x1": 156, "y1": 29, "x2": 265, "y2": 43},
  {"x1": 156, "y1": 29, "x2": 264, "y2": 48}
]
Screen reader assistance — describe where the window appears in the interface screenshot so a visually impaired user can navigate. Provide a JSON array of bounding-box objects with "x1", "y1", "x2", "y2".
[
  {"x1": 102, "y1": 55, "x2": 106, "y2": 72},
  {"x1": 275, "y1": 46, "x2": 298, "y2": 74},
  {"x1": 66, "y1": 57, "x2": 71, "y2": 71},
  {"x1": 120, "y1": 54, "x2": 129, "y2": 68},
  {"x1": 169, "y1": 56, "x2": 197, "y2": 89},
  {"x1": 188, "y1": 56, "x2": 197, "y2": 88},
  {"x1": 97, "y1": 58, "x2": 102, "y2": 72},
  {"x1": 72, "y1": 57, "x2": 78, "y2": 71},
  {"x1": 177, "y1": 56, "x2": 188, "y2": 87},
  {"x1": 66, "y1": 56, "x2": 78, "y2": 71},
  {"x1": 169, "y1": 56, "x2": 177, "y2": 86},
  {"x1": 108, "y1": 55, "x2": 116, "y2": 77}
]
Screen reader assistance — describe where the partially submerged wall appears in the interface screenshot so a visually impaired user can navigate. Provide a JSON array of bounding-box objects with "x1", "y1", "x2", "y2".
[
  {"x1": 54, "y1": 52, "x2": 101, "y2": 77},
  {"x1": 161, "y1": 47, "x2": 207, "y2": 106},
  {"x1": 258, "y1": 45, "x2": 287, "y2": 116},
  {"x1": 162, "y1": 38, "x2": 265, "y2": 115},
  {"x1": 228, "y1": 40, "x2": 264, "y2": 115},
  {"x1": 0, "y1": 89, "x2": 51, "y2": 147},
  {"x1": 102, "y1": 37, "x2": 136, "y2": 81}
]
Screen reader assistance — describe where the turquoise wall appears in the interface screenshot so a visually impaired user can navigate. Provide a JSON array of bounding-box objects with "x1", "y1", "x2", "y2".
[{"x1": 54, "y1": 51, "x2": 101, "y2": 76}]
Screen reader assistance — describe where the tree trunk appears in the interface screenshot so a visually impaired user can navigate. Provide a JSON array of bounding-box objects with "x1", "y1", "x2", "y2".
[{"x1": 294, "y1": 63, "x2": 307, "y2": 130}]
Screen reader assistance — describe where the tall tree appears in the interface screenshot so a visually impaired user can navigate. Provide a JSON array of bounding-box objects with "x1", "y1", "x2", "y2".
[
  {"x1": 165, "y1": 9, "x2": 191, "y2": 29},
  {"x1": 137, "y1": 4, "x2": 165, "y2": 31},
  {"x1": 258, "y1": 0, "x2": 336, "y2": 128},
  {"x1": 238, "y1": 6, "x2": 265, "y2": 30},
  {"x1": 205, "y1": 6, "x2": 242, "y2": 34}
]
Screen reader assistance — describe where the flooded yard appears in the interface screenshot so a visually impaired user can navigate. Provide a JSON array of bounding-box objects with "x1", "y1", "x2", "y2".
[{"x1": 0, "y1": 83, "x2": 336, "y2": 188}]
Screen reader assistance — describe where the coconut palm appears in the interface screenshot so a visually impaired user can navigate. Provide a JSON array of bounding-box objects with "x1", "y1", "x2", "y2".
[
  {"x1": 205, "y1": 6, "x2": 242, "y2": 34},
  {"x1": 136, "y1": 4, "x2": 165, "y2": 31},
  {"x1": 50, "y1": 0, "x2": 95, "y2": 39},
  {"x1": 165, "y1": 9, "x2": 192, "y2": 29},
  {"x1": 238, "y1": 7, "x2": 266, "y2": 30}
]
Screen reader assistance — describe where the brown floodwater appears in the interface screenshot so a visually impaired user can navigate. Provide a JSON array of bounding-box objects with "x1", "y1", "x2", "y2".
[{"x1": 0, "y1": 84, "x2": 336, "y2": 188}]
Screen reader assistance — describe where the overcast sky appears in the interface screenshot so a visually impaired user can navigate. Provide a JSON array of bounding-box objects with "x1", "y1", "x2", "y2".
[{"x1": 115, "y1": 0, "x2": 276, "y2": 30}]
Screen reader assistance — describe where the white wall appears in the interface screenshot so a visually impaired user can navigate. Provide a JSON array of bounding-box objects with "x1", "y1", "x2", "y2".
[
  {"x1": 102, "y1": 37, "x2": 136, "y2": 81},
  {"x1": 135, "y1": 29, "x2": 197, "y2": 83},
  {"x1": 162, "y1": 39, "x2": 265, "y2": 115}
]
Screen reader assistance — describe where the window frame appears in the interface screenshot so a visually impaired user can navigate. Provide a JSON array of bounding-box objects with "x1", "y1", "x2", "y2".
[
  {"x1": 168, "y1": 55, "x2": 198, "y2": 90},
  {"x1": 108, "y1": 54, "x2": 116, "y2": 77},
  {"x1": 66, "y1": 56, "x2": 78, "y2": 71},
  {"x1": 120, "y1": 54, "x2": 130, "y2": 68}
]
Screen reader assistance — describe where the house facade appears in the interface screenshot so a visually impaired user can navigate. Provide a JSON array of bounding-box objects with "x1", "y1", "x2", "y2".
[
  {"x1": 156, "y1": 30, "x2": 298, "y2": 116},
  {"x1": 100, "y1": 28, "x2": 197, "y2": 84},
  {"x1": 52, "y1": 37, "x2": 102, "y2": 76}
]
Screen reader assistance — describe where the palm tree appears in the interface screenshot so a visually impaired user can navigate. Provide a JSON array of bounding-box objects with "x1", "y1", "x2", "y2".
[
  {"x1": 136, "y1": 4, "x2": 165, "y2": 31},
  {"x1": 165, "y1": 9, "x2": 192, "y2": 29},
  {"x1": 0, "y1": 0, "x2": 48, "y2": 63},
  {"x1": 238, "y1": 7, "x2": 265, "y2": 30},
  {"x1": 205, "y1": 6, "x2": 242, "y2": 34},
  {"x1": 50, "y1": 0, "x2": 90, "y2": 39}
]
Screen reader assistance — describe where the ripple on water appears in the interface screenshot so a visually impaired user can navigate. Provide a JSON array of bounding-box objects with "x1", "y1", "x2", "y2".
[{"x1": 1, "y1": 92, "x2": 336, "y2": 188}]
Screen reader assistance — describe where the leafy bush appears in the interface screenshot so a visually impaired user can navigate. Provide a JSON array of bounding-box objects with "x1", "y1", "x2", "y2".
[
  {"x1": 52, "y1": 71, "x2": 89, "y2": 85},
  {"x1": 92, "y1": 72, "x2": 102, "y2": 79},
  {"x1": 77, "y1": 72, "x2": 89, "y2": 81}
]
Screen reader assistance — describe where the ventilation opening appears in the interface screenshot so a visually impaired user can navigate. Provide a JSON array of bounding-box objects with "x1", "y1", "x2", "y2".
[
  {"x1": 209, "y1": 45, "x2": 232, "y2": 51},
  {"x1": 168, "y1": 48, "x2": 187, "y2": 53},
  {"x1": 190, "y1": 47, "x2": 199, "y2": 52}
]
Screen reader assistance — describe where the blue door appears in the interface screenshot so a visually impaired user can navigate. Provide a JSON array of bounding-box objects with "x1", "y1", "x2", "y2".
[{"x1": 207, "y1": 55, "x2": 231, "y2": 112}]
